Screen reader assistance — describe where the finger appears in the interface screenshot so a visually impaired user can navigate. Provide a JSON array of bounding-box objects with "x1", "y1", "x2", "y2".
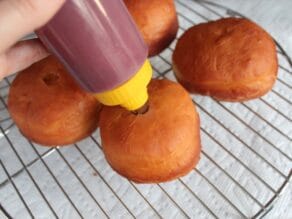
[
  {"x1": 0, "y1": 39, "x2": 49, "y2": 79},
  {"x1": 0, "y1": 0, "x2": 65, "y2": 53}
]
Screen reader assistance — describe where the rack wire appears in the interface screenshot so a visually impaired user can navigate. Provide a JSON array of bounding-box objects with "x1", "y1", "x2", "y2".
[{"x1": 0, "y1": 0, "x2": 291, "y2": 218}]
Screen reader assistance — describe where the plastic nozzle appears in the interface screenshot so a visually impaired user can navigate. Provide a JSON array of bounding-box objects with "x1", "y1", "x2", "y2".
[{"x1": 95, "y1": 60, "x2": 152, "y2": 111}]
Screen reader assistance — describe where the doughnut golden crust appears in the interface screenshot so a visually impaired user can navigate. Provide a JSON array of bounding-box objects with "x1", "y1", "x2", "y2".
[
  {"x1": 173, "y1": 18, "x2": 278, "y2": 101},
  {"x1": 124, "y1": 0, "x2": 178, "y2": 56},
  {"x1": 100, "y1": 79, "x2": 201, "y2": 183},
  {"x1": 8, "y1": 56, "x2": 101, "y2": 146}
]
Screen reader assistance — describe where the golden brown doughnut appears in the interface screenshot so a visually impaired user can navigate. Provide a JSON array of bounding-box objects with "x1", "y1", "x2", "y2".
[
  {"x1": 124, "y1": 0, "x2": 178, "y2": 57},
  {"x1": 8, "y1": 56, "x2": 102, "y2": 146},
  {"x1": 99, "y1": 79, "x2": 201, "y2": 183},
  {"x1": 173, "y1": 18, "x2": 278, "y2": 101}
]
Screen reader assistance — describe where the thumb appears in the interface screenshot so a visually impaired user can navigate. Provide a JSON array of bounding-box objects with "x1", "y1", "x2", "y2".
[{"x1": 0, "y1": 0, "x2": 66, "y2": 53}]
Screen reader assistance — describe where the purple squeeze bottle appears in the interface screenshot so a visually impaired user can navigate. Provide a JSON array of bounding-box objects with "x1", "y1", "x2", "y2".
[{"x1": 37, "y1": 0, "x2": 152, "y2": 111}]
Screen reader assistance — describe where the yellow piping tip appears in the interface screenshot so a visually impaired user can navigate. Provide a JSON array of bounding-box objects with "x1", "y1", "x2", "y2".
[{"x1": 95, "y1": 60, "x2": 152, "y2": 111}]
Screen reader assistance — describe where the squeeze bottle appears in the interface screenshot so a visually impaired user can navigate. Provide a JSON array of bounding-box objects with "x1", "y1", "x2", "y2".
[{"x1": 37, "y1": 0, "x2": 152, "y2": 111}]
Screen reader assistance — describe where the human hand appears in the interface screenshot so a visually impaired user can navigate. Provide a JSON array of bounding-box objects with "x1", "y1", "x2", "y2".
[{"x1": 0, "y1": 0, "x2": 65, "y2": 80}]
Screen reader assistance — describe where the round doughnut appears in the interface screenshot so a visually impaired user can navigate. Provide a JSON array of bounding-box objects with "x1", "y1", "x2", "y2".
[
  {"x1": 8, "y1": 56, "x2": 102, "y2": 146},
  {"x1": 124, "y1": 0, "x2": 178, "y2": 56},
  {"x1": 99, "y1": 79, "x2": 201, "y2": 183},
  {"x1": 173, "y1": 18, "x2": 278, "y2": 101}
]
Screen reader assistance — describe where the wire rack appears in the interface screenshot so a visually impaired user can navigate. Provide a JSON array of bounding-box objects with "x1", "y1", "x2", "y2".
[{"x1": 0, "y1": 0, "x2": 291, "y2": 218}]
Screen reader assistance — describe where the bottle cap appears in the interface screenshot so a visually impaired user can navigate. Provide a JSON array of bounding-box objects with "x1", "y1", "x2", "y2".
[{"x1": 95, "y1": 60, "x2": 152, "y2": 111}]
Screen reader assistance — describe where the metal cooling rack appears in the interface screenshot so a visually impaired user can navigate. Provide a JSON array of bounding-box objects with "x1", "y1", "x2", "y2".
[{"x1": 0, "y1": 0, "x2": 291, "y2": 218}]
